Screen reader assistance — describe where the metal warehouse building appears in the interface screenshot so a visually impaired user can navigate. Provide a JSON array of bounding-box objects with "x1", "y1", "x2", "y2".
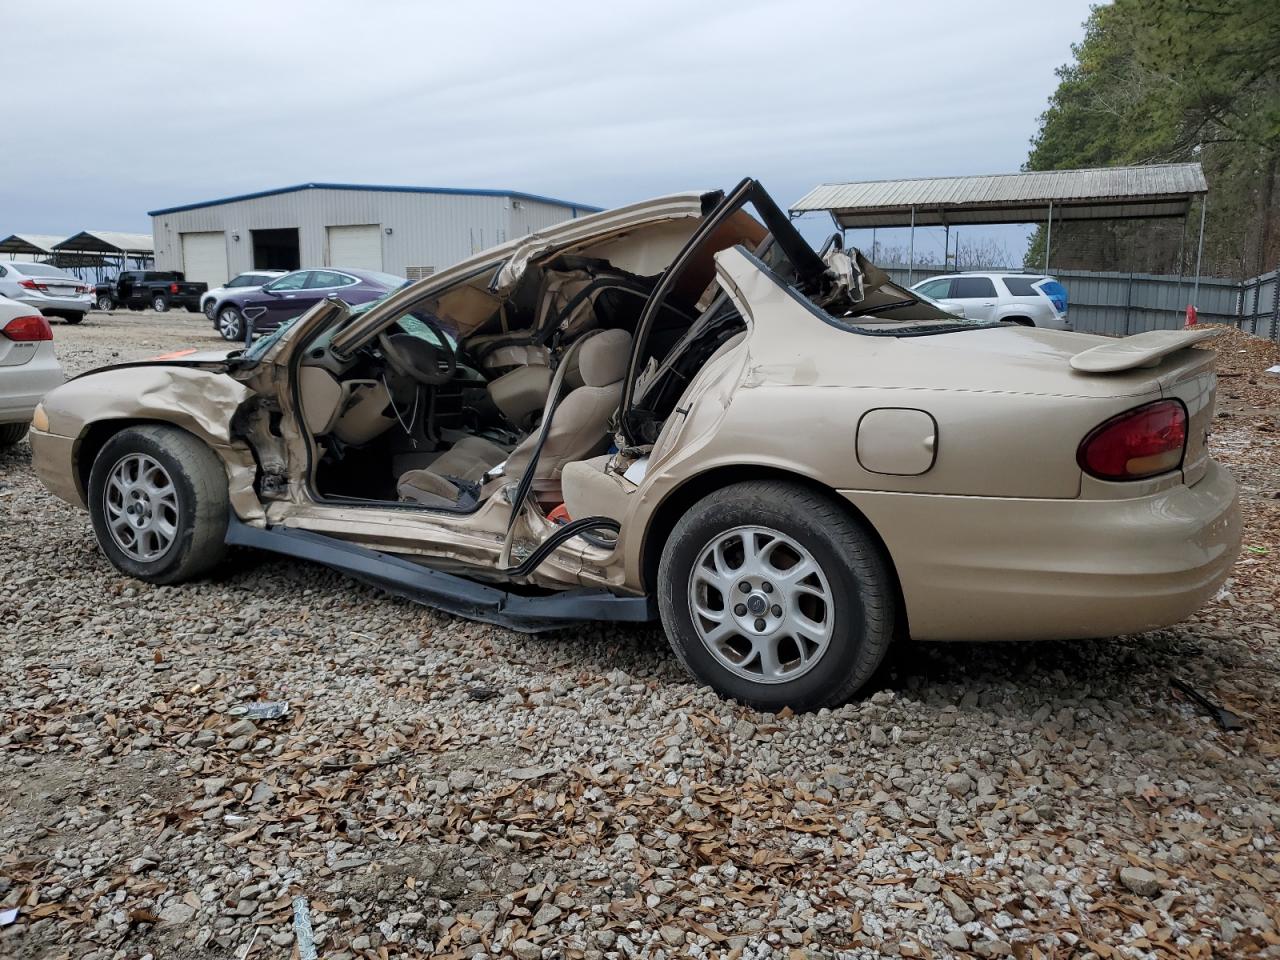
[{"x1": 148, "y1": 183, "x2": 600, "y2": 288}]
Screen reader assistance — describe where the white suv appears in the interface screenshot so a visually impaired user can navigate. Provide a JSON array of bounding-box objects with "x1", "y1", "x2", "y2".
[
  {"x1": 200, "y1": 270, "x2": 287, "y2": 320},
  {"x1": 911, "y1": 273, "x2": 1070, "y2": 330}
]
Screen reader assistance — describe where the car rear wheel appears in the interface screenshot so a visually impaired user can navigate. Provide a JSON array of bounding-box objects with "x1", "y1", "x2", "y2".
[
  {"x1": 0, "y1": 422, "x2": 28, "y2": 447},
  {"x1": 657, "y1": 480, "x2": 895, "y2": 712},
  {"x1": 151, "y1": 295, "x2": 170, "y2": 312},
  {"x1": 96, "y1": 295, "x2": 114, "y2": 311},
  {"x1": 217, "y1": 307, "x2": 245, "y2": 341},
  {"x1": 62, "y1": 312, "x2": 84, "y2": 325},
  {"x1": 87, "y1": 425, "x2": 229, "y2": 584}
]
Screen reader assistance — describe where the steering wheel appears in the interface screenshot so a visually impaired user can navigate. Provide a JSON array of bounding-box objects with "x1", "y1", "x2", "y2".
[{"x1": 377, "y1": 317, "x2": 457, "y2": 386}]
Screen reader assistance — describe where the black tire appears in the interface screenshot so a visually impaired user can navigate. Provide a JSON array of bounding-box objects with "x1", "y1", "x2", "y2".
[
  {"x1": 151, "y1": 295, "x2": 170, "y2": 312},
  {"x1": 0, "y1": 422, "x2": 28, "y2": 447},
  {"x1": 185, "y1": 304, "x2": 201, "y2": 313},
  {"x1": 87, "y1": 425, "x2": 229, "y2": 584},
  {"x1": 216, "y1": 306, "x2": 244, "y2": 342},
  {"x1": 62, "y1": 312, "x2": 85, "y2": 325},
  {"x1": 96, "y1": 294, "x2": 114, "y2": 311},
  {"x1": 203, "y1": 300, "x2": 217, "y2": 320},
  {"x1": 657, "y1": 480, "x2": 895, "y2": 712}
]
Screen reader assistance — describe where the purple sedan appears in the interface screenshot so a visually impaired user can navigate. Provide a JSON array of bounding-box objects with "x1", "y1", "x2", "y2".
[{"x1": 213, "y1": 268, "x2": 405, "y2": 341}]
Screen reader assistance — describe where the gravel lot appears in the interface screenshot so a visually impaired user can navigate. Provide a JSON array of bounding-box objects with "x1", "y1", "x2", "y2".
[{"x1": 2, "y1": 312, "x2": 1278, "y2": 960}]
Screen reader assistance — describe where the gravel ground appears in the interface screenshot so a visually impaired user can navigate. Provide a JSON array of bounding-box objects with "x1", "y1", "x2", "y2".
[{"x1": 2, "y1": 314, "x2": 1278, "y2": 960}]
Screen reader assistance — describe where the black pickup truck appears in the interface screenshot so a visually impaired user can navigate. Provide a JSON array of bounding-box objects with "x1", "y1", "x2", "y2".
[{"x1": 94, "y1": 271, "x2": 207, "y2": 313}]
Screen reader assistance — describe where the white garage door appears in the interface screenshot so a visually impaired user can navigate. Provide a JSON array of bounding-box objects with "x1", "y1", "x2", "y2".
[
  {"x1": 181, "y1": 232, "x2": 228, "y2": 287},
  {"x1": 327, "y1": 224, "x2": 382, "y2": 271}
]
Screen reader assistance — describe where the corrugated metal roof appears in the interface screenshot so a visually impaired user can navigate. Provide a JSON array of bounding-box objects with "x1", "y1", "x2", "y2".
[
  {"x1": 0, "y1": 233, "x2": 65, "y2": 255},
  {"x1": 147, "y1": 182, "x2": 604, "y2": 217},
  {"x1": 54, "y1": 231, "x2": 155, "y2": 254},
  {"x1": 792, "y1": 163, "x2": 1207, "y2": 221}
]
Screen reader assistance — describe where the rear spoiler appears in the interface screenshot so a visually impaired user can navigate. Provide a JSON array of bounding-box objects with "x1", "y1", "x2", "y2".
[{"x1": 1070, "y1": 328, "x2": 1220, "y2": 374}]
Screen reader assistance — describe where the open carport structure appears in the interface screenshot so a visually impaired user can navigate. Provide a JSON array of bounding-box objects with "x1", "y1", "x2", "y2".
[
  {"x1": 791, "y1": 162, "x2": 1209, "y2": 298},
  {"x1": 52, "y1": 230, "x2": 155, "y2": 280},
  {"x1": 0, "y1": 233, "x2": 65, "y2": 261}
]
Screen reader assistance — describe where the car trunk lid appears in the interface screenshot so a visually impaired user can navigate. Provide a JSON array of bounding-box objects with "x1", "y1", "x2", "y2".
[{"x1": 21, "y1": 275, "x2": 83, "y2": 298}]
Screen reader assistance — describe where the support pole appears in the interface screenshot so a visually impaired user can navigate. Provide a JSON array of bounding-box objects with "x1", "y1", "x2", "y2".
[
  {"x1": 908, "y1": 206, "x2": 916, "y2": 284},
  {"x1": 1044, "y1": 200, "x2": 1053, "y2": 273},
  {"x1": 944, "y1": 222, "x2": 950, "y2": 270},
  {"x1": 1192, "y1": 195, "x2": 1207, "y2": 305}
]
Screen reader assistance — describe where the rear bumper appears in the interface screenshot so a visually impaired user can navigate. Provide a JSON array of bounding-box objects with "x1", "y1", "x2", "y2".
[
  {"x1": 844, "y1": 460, "x2": 1240, "y2": 642},
  {"x1": 16, "y1": 293, "x2": 91, "y2": 315},
  {"x1": 0, "y1": 359, "x2": 64, "y2": 423}
]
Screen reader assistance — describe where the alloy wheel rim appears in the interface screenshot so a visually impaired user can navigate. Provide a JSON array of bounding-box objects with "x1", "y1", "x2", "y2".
[
  {"x1": 218, "y1": 310, "x2": 240, "y2": 339},
  {"x1": 103, "y1": 453, "x2": 179, "y2": 561},
  {"x1": 153, "y1": 297, "x2": 164, "y2": 310},
  {"x1": 687, "y1": 524, "x2": 834, "y2": 684}
]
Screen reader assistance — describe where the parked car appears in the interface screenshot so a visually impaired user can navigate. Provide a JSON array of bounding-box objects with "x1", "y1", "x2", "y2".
[
  {"x1": 0, "y1": 295, "x2": 64, "y2": 446},
  {"x1": 911, "y1": 273, "x2": 1070, "y2": 329},
  {"x1": 0, "y1": 262, "x2": 93, "y2": 324},
  {"x1": 94, "y1": 271, "x2": 207, "y2": 313},
  {"x1": 213, "y1": 268, "x2": 404, "y2": 341},
  {"x1": 27, "y1": 179, "x2": 1239, "y2": 712},
  {"x1": 200, "y1": 270, "x2": 287, "y2": 321}
]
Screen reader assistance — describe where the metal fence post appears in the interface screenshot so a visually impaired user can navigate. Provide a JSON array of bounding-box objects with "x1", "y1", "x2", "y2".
[
  {"x1": 1271, "y1": 270, "x2": 1280, "y2": 343},
  {"x1": 907, "y1": 206, "x2": 916, "y2": 285},
  {"x1": 1123, "y1": 269, "x2": 1134, "y2": 336}
]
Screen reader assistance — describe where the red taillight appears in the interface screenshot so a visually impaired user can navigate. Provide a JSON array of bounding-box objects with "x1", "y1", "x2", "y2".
[
  {"x1": 17, "y1": 278, "x2": 44, "y2": 291},
  {"x1": 2, "y1": 314, "x2": 54, "y2": 342},
  {"x1": 170, "y1": 282, "x2": 180, "y2": 293},
  {"x1": 1077, "y1": 400, "x2": 1187, "y2": 481}
]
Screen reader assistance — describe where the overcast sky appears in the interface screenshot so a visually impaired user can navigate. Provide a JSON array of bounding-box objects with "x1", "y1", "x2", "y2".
[{"x1": 3, "y1": 0, "x2": 1093, "y2": 264}]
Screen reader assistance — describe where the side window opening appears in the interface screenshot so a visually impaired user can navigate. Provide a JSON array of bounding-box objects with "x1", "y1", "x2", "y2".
[{"x1": 951, "y1": 277, "x2": 997, "y2": 299}]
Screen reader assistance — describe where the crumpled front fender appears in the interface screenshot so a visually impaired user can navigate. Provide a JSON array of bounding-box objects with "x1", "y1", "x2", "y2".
[
  {"x1": 36, "y1": 365, "x2": 262, "y2": 519},
  {"x1": 43, "y1": 365, "x2": 253, "y2": 444}
]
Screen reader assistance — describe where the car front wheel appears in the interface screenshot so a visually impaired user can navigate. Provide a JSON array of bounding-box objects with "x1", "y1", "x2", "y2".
[
  {"x1": 203, "y1": 300, "x2": 217, "y2": 320},
  {"x1": 217, "y1": 307, "x2": 245, "y2": 341},
  {"x1": 657, "y1": 480, "x2": 895, "y2": 712},
  {"x1": 213, "y1": 309, "x2": 243, "y2": 343},
  {"x1": 87, "y1": 425, "x2": 229, "y2": 584}
]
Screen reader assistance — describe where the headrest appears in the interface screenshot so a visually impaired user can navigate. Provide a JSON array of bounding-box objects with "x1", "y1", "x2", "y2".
[{"x1": 578, "y1": 329, "x2": 633, "y2": 387}]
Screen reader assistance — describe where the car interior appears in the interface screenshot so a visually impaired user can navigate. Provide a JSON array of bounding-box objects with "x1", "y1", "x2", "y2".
[
  {"x1": 289, "y1": 205, "x2": 770, "y2": 524},
  {"x1": 286, "y1": 182, "x2": 957, "y2": 531}
]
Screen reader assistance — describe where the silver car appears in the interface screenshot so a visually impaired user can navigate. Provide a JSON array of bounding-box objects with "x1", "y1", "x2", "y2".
[
  {"x1": 912, "y1": 272, "x2": 1070, "y2": 330},
  {"x1": 200, "y1": 269, "x2": 286, "y2": 320},
  {"x1": 0, "y1": 294, "x2": 64, "y2": 446},
  {"x1": 0, "y1": 261, "x2": 93, "y2": 324}
]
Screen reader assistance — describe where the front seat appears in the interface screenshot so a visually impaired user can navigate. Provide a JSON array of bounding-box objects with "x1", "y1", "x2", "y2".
[{"x1": 398, "y1": 328, "x2": 633, "y2": 505}]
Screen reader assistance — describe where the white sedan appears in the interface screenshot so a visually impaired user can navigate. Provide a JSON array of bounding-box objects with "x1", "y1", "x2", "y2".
[{"x1": 0, "y1": 294, "x2": 64, "y2": 446}]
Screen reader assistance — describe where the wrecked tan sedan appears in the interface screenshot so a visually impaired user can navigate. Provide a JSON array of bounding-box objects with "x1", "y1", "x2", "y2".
[{"x1": 31, "y1": 180, "x2": 1241, "y2": 711}]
